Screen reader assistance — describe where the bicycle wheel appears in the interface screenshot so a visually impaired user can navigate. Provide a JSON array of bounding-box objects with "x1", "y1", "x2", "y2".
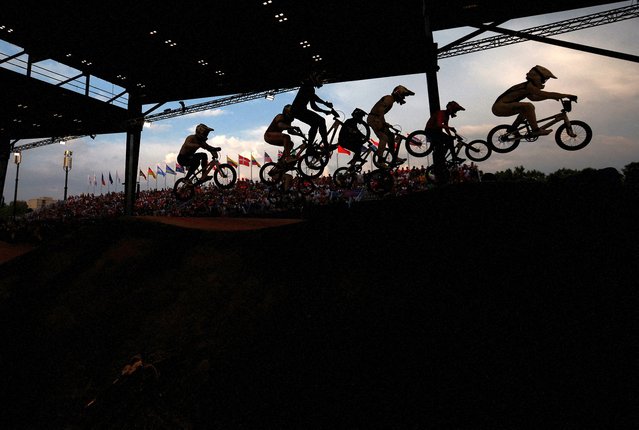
[
  {"x1": 366, "y1": 169, "x2": 393, "y2": 195},
  {"x1": 333, "y1": 167, "x2": 356, "y2": 188},
  {"x1": 173, "y1": 177, "x2": 196, "y2": 201},
  {"x1": 555, "y1": 120, "x2": 592, "y2": 151},
  {"x1": 372, "y1": 147, "x2": 395, "y2": 168},
  {"x1": 487, "y1": 125, "x2": 521, "y2": 153},
  {"x1": 259, "y1": 162, "x2": 280, "y2": 184},
  {"x1": 213, "y1": 163, "x2": 238, "y2": 189},
  {"x1": 465, "y1": 139, "x2": 492, "y2": 162},
  {"x1": 405, "y1": 130, "x2": 432, "y2": 157},
  {"x1": 298, "y1": 150, "x2": 327, "y2": 179}
]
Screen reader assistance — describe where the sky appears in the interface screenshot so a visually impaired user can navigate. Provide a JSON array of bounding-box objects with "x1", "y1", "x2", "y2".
[{"x1": 2, "y1": 1, "x2": 639, "y2": 202}]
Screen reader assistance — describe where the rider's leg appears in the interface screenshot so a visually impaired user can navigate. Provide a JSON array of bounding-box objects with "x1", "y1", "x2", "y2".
[
  {"x1": 515, "y1": 102, "x2": 551, "y2": 135},
  {"x1": 446, "y1": 135, "x2": 465, "y2": 163},
  {"x1": 196, "y1": 153, "x2": 211, "y2": 180}
]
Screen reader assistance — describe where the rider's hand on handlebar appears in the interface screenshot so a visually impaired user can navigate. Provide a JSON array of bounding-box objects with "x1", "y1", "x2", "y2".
[{"x1": 325, "y1": 101, "x2": 333, "y2": 108}]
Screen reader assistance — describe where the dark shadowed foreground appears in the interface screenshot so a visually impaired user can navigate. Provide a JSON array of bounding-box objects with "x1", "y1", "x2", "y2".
[{"x1": 1, "y1": 181, "x2": 637, "y2": 429}]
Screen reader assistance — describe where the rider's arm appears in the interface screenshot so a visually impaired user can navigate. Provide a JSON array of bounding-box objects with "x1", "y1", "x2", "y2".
[
  {"x1": 310, "y1": 94, "x2": 333, "y2": 113},
  {"x1": 527, "y1": 82, "x2": 576, "y2": 101}
]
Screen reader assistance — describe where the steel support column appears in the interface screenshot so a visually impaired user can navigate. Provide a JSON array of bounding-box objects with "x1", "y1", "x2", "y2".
[
  {"x1": 124, "y1": 95, "x2": 143, "y2": 216},
  {"x1": 422, "y1": 2, "x2": 448, "y2": 184}
]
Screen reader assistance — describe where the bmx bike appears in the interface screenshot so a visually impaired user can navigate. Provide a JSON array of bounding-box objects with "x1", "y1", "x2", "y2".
[
  {"x1": 487, "y1": 98, "x2": 592, "y2": 154},
  {"x1": 405, "y1": 130, "x2": 492, "y2": 162},
  {"x1": 297, "y1": 107, "x2": 371, "y2": 178},
  {"x1": 259, "y1": 134, "x2": 316, "y2": 195},
  {"x1": 172, "y1": 148, "x2": 238, "y2": 201}
]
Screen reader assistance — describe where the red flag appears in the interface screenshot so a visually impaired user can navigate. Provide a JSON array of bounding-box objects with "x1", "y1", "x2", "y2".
[
  {"x1": 139, "y1": 169, "x2": 147, "y2": 180},
  {"x1": 277, "y1": 150, "x2": 283, "y2": 160},
  {"x1": 337, "y1": 145, "x2": 351, "y2": 155},
  {"x1": 238, "y1": 154, "x2": 250, "y2": 166},
  {"x1": 101, "y1": 173, "x2": 106, "y2": 186}
]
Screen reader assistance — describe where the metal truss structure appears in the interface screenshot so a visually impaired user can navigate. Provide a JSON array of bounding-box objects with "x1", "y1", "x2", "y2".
[{"x1": 11, "y1": 4, "x2": 638, "y2": 152}]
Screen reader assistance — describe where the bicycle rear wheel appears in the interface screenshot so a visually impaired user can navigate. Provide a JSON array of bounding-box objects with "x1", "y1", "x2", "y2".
[
  {"x1": 405, "y1": 130, "x2": 432, "y2": 157},
  {"x1": 173, "y1": 177, "x2": 196, "y2": 201},
  {"x1": 465, "y1": 139, "x2": 492, "y2": 162},
  {"x1": 487, "y1": 125, "x2": 520, "y2": 153},
  {"x1": 213, "y1": 163, "x2": 238, "y2": 189},
  {"x1": 298, "y1": 149, "x2": 327, "y2": 179},
  {"x1": 555, "y1": 120, "x2": 592, "y2": 151},
  {"x1": 333, "y1": 167, "x2": 357, "y2": 188},
  {"x1": 366, "y1": 169, "x2": 393, "y2": 195}
]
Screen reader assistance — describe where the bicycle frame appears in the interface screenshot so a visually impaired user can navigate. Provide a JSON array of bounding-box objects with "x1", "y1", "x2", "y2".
[{"x1": 511, "y1": 99, "x2": 573, "y2": 141}]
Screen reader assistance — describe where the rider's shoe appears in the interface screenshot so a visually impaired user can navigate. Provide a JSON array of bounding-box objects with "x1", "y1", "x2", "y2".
[
  {"x1": 201, "y1": 175, "x2": 213, "y2": 182},
  {"x1": 452, "y1": 157, "x2": 466, "y2": 163},
  {"x1": 531, "y1": 128, "x2": 552, "y2": 136},
  {"x1": 394, "y1": 157, "x2": 406, "y2": 165}
]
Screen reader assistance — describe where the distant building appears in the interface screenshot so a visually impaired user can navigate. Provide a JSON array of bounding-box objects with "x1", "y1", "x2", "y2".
[{"x1": 27, "y1": 197, "x2": 56, "y2": 211}]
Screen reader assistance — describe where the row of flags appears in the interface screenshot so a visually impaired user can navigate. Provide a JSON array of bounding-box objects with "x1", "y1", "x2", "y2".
[
  {"x1": 96, "y1": 145, "x2": 374, "y2": 186},
  {"x1": 88, "y1": 171, "x2": 119, "y2": 187}
]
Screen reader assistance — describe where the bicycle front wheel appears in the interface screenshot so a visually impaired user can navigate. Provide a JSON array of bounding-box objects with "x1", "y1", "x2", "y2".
[
  {"x1": 213, "y1": 164, "x2": 238, "y2": 189},
  {"x1": 487, "y1": 125, "x2": 520, "y2": 153},
  {"x1": 555, "y1": 120, "x2": 592, "y2": 151},
  {"x1": 465, "y1": 139, "x2": 492, "y2": 162},
  {"x1": 259, "y1": 162, "x2": 280, "y2": 184},
  {"x1": 405, "y1": 130, "x2": 432, "y2": 157},
  {"x1": 173, "y1": 177, "x2": 196, "y2": 201}
]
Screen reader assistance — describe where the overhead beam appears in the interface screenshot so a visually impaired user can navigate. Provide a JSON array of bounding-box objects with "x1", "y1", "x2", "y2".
[
  {"x1": 474, "y1": 23, "x2": 639, "y2": 63},
  {"x1": 441, "y1": 4, "x2": 639, "y2": 59}
]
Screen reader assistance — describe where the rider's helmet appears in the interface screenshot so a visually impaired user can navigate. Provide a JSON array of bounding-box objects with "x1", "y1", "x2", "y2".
[
  {"x1": 392, "y1": 85, "x2": 415, "y2": 105},
  {"x1": 351, "y1": 108, "x2": 366, "y2": 119},
  {"x1": 309, "y1": 70, "x2": 326, "y2": 88},
  {"x1": 195, "y1": 123, "x2": 214, "y2": 138},
  {"x1": 446, "y1": 101, "x2": 465, "y2": 117},
  {"x1": 526, "y1": 65, "x2": 557, "y2": 88}
]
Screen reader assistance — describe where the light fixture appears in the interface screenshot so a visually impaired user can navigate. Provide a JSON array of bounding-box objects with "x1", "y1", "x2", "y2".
[{"x1": 265, "y1": 92, "x2": 275, "y2": 101}]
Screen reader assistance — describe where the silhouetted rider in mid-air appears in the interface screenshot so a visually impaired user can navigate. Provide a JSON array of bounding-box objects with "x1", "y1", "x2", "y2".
[
  {"x1": 177, "y1": 123, "x2": 220, "y2": 182},
  {"x1": 492, "y1": 65, "x2": 577, "y2": 136},
  {"x1": 291, "y1": 71, "x2": 334, "y2": 148}
]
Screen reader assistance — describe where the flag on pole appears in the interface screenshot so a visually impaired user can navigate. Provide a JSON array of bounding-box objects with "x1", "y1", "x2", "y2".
[
  {"x1": 175, "y1": 163, "x2": 184, "y2": 173},
  {"x1": 226, "y1": 156, "x2": 238, "y2": 167},
  {"x1": 88, "y1": 175, "x2": 92, "y2": 186},
  {"x1": 251, "y1": 154, "x2": 261, "y2": 167},
  {"x1": 116, "y1": 171, "x2": 121, "y2": 184},
  {"x1": 108, "y1": 172, "x2": 114, "y2": 184},
  {"x1": 101, "y1": 173, "x2": 106, "y2": 186},
  {"x1": 148, "y1": 167, "x2": 157, "y2": 179},
  {"x1": 139, "y1": 169, "x2": 147, "y2": 180},
  {"x1": 264, "y1": 152, "x2": 273, "y2": 163},
  {"x1": 166, "y1": 164, "x2": 176, "y2": 175},
  {"x1": 337, "y1": 145, "x2": 351, "y2": 155},
  {"x1": 157, "y1": 165, "x2": 165, "y2": 177},
  {"x1": 238, "y1": 154, "x2": 250, "y2": 166},
  {"x1": 277, "y1": 150, "x2": 283, "y2": 160}
]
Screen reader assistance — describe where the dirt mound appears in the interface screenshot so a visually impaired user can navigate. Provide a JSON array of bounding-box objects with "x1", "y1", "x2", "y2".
[{"x1": 1, "y1": 182, "x2": 637, "y2": 428}]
